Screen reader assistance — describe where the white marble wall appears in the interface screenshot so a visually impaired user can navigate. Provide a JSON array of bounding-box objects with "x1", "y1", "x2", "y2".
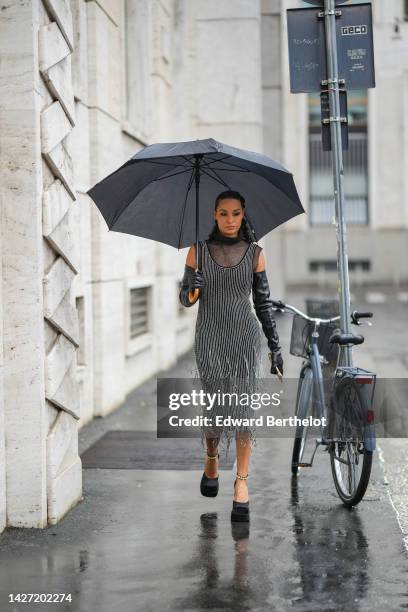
[
  {"x1": 194, "y1": 0, "x2": 263, "y2": 148},
  {"x1": 0, "y1": 0, "x2": 83, "y2": 531},
  {"x1": 39, "y1": 0, "x2": 83, "y2": 525},
  {"x1": 369, "y1": 17, "x2": 408, "y2": 231},
  {"x1": 0, "y1": 206, "x2": 5, "y2": 533},
  {"x1": 1, "y1": 1, "x2": 48, "y2": 528}
]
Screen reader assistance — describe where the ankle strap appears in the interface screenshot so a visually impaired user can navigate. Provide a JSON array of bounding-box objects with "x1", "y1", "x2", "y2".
[
  {"x1": 206, "y1": 452, "x2": 219, "y2": 460},
  {"x1": 236, "y1": 473, "x2": 249, "y2": 480}
]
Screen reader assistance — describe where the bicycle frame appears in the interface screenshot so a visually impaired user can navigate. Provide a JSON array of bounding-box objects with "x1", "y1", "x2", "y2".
[
  {"x1": 286, "y1": 305, "x2": 376, "y2": 458},
  {"x1": 298, "y1": 323, "x2": 331, "y2": 460}
]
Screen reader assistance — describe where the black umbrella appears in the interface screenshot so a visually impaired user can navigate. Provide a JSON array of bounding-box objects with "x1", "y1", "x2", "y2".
[{"x1": 87, "y1": 138, "x2": 305, "y2": 300}]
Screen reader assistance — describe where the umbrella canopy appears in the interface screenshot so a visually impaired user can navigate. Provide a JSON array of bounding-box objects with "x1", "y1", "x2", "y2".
[{"x1": 87, "y1": 138, "x2": 305, "y2": 250}]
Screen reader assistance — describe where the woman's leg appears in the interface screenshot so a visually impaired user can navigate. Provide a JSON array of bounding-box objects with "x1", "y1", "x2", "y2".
[
  {"x1": 234, "y1": 434, "x2": 251, "y2": 502},
  {"x1": 204, "y1": 437, "x2": 219, "y2": 478}
]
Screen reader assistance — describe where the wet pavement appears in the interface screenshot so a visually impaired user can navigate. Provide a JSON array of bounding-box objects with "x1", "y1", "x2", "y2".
[
  {"x1": 0, "y1": 435, "x2": 407, "y2": 611},
  {"x1": 0, "y1": 284, "x2": 407, "y2": 611}
]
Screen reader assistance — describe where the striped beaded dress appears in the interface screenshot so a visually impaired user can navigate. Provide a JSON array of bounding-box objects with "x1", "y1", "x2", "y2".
[{"x1": 193, "y1": 235, "x2": 265, "y2": 455}]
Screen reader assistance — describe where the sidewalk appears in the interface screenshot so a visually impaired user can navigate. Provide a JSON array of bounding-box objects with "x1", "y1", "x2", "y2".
[{"x1": 0, "y1": 284, "x2": 407, "y2": 612}]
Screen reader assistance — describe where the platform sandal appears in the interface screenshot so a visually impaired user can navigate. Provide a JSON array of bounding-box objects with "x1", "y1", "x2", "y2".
[
  {"x1": 231, "y1": 473, "x2": 249, "y2": 522},
  {"x1": 200, "y1": 452, "x2": 219, "y2": 498}
]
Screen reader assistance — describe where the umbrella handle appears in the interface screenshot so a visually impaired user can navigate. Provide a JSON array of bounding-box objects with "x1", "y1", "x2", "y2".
[
  {"x1": 188, "y1": 288, "x2": 200, "y2": 304},
  {"x1": 187, "y1": 244, "x2": 201, "y2": 304}
]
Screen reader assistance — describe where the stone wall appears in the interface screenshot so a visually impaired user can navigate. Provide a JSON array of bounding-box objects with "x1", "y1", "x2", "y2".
[
  {"x1": 39, "y1": 0, "x2": 82, "y2": 525},
  {"x1": 0, "y1": 0, "x2": 82, "y2": 530}
]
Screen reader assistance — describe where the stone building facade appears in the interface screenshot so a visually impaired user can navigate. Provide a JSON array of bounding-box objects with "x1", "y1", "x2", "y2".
[
  {"x1": 282, "y1": 0, "x2": 408, "y2": 287},
  {"x1": 0, "y1": 0, "x2": 407, "y2": 532}
]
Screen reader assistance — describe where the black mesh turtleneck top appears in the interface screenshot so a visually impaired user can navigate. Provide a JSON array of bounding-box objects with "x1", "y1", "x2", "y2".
[{"x1": 205, "y1": 226, "x2": 262, "y2": 271}]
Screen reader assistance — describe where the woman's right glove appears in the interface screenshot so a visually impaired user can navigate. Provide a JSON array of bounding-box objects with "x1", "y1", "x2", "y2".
[
  {"x1": 179, "y1": 265, "x2": 204, "y2": 307},
  {"x1": 252, "y1": 270, "x2": 284, "y2": 377},
  {"x1": 269, "y1": 349, "x2": 284, "y2": 378}
]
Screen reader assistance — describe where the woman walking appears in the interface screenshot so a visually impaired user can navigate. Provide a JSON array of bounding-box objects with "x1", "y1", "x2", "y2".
[{"x1": 179, "y1": 190, "x2": 283, "y2": 522}]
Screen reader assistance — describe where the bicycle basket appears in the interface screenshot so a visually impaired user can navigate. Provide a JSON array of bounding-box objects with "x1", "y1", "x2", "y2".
[{"x1": 290, "y1": 314, "x2": 340, "y2": 365}]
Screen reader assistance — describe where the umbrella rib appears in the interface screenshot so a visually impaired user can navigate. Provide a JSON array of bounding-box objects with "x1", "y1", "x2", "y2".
[
  {"x1": 201, "y1": 166, "x2": 250, "y2": 173},
  {"x1": 201, "y1": 167, "x2": 230, "y2": 189},
  {"x1": 208, "y1": 156, "x2": 289, "y2": 176},
  {"x1": 109, "y1": 165, "x2": 194, "y2": 232},
  {"x1": 137, "y1": 159, "x2": 190, "y2": 169},
  {"x1": 176, "y1": 154, "x2": 251, "y2": 175},
  {"x1": 177, "y1": 168, "x2": 196, "y2": 250},
  {"x1": 199, "y1": 155, "x2": 232, "y2": 168},
  {"x1": 180, "y1": 156, "x2": 197, "y2": 168},
  {"x1": 205, "y1": 158, "x2": 253, "y2": 173},
  {"x1": 178, "y1": 155, "x2": 233, "y2": 170},
  {"x1": 152, "y1": 167, "x2": 195, "y2": 182},
  {"x1": 207, "y1": 158, "x2": 299, "y2": 205},
  {"x1": 205, "y1": 165, "x2": 234, "y2": 188}
]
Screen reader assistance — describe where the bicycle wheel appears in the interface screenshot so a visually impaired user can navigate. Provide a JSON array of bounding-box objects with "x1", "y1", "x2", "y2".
[
  {"x1": 329, "y1": 377, "x2": 373, "y2": 506},
  {"x1": 291, "y1": 365, "x2": 314, "y2": 476}
]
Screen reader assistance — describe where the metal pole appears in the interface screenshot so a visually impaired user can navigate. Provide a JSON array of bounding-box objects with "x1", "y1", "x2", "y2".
[{"x1": 323, "y1": 0, "x2": 352, "y2": 367}]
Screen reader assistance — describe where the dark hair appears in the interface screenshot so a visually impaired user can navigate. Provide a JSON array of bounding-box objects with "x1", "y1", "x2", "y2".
[{"x1": 208, "y1": 190, "x2": 254, "y2": 243}]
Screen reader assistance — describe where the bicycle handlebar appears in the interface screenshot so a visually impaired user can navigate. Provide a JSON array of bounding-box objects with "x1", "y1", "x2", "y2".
[
  {"x1": 272, "y1": 300, "x2": 374, "y2": 326},
  {"x1": 351, "y1": 310, "x2": 373, "y2": 325},
  {"x1": 271, "y1": 300, "x2": 339, "y2": 324},
  {"x1": 271, "y1": 299, "x2": 286, "y2": 310}
]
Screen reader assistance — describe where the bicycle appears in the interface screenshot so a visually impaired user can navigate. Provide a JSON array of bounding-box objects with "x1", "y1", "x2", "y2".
[{"x1": 271, "y1": 299, "x2": 376, "y2": 507}]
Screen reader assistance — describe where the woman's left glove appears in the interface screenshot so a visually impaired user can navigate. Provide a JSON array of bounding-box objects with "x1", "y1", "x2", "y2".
[{"x1": 252, "y1": 270, "x2": 284, "y2": 377}]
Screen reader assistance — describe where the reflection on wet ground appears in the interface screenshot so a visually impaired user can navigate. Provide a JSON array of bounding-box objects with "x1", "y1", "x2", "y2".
[
  {"x1": 1, "y1": 288, "x2": 408, "y2": 611},
  {"x1": 289, "y1": 477, "x2": 370, "y2": 609},
  {"x1": 0, "y1": 439, "x2": 407, "y2": 611}
]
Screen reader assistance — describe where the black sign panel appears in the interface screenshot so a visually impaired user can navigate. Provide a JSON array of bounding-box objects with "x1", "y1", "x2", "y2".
[
  {"x1": 287, "y1": 3, "x2": 375, "y2": 93},
  {"x1": 301, "y1": 0, "x2": 349, "y2": 5},
  {"x1": 337, "y1": 5, "x2": 375, "y2": 90},
  {"x1": 320, "y1": 90, "x2": 349, "y2": 151},
  {"x1": 287, "y1": 8, "x2": 327, "y2": 94}
]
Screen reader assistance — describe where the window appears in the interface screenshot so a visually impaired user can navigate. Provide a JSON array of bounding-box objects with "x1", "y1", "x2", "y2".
[
  {"x1": 129, "y1": 287, "x2": 150, "y2": 339},
  {"x1": 309, "y1": 259, "x2": 371, "y2": 272},
  {"x1": 308, "y1": 90, "x2": 369, "y2": 225},
  {"x1": 124, "y1": 0, "x2": 152, "y2": 142}
]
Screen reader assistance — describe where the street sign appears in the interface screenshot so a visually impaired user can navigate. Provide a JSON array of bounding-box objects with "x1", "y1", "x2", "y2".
[
  {"x1": 301, "y1": 0, "x2": 349, "y2": 4},
  {"x1": 337, "y1": 5, "x2": 375, "y2": 90},
  {"x1": 320, "y1": 90, "x2": 348, "y2": 151},
  {"x1": 287, "y1": 3, "x2": 375, "y2": 93},
  {"x1": 287, "y1": 0, "x2": 376, "y2": 365},
  {"x1": 287, "y1": 7, "x2": 326, "y2": 93}
]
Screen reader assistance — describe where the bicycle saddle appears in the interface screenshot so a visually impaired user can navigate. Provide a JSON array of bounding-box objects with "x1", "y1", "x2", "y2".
[{"x1": 329, "y1": 332, "x2": 364, "y2": 346}]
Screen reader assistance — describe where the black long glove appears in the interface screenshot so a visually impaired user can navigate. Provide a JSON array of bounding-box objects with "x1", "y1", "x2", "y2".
[
  {"x1": 179, "y1": 265, "x2": 204, "y2": 307},
  {"x1": 252, "y1": 270, "x2": 284, "y2": 376}
]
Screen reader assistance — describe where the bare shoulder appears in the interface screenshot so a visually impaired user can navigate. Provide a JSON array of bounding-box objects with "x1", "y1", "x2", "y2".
[{"x1": 253, "y1": 245, "x2": 265, "y2": 272}]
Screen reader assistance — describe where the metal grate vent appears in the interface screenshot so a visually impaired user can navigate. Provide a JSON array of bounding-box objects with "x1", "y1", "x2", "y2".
[{"x1": 130, "y1": 286, "x2": 150, "y2": 338}]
